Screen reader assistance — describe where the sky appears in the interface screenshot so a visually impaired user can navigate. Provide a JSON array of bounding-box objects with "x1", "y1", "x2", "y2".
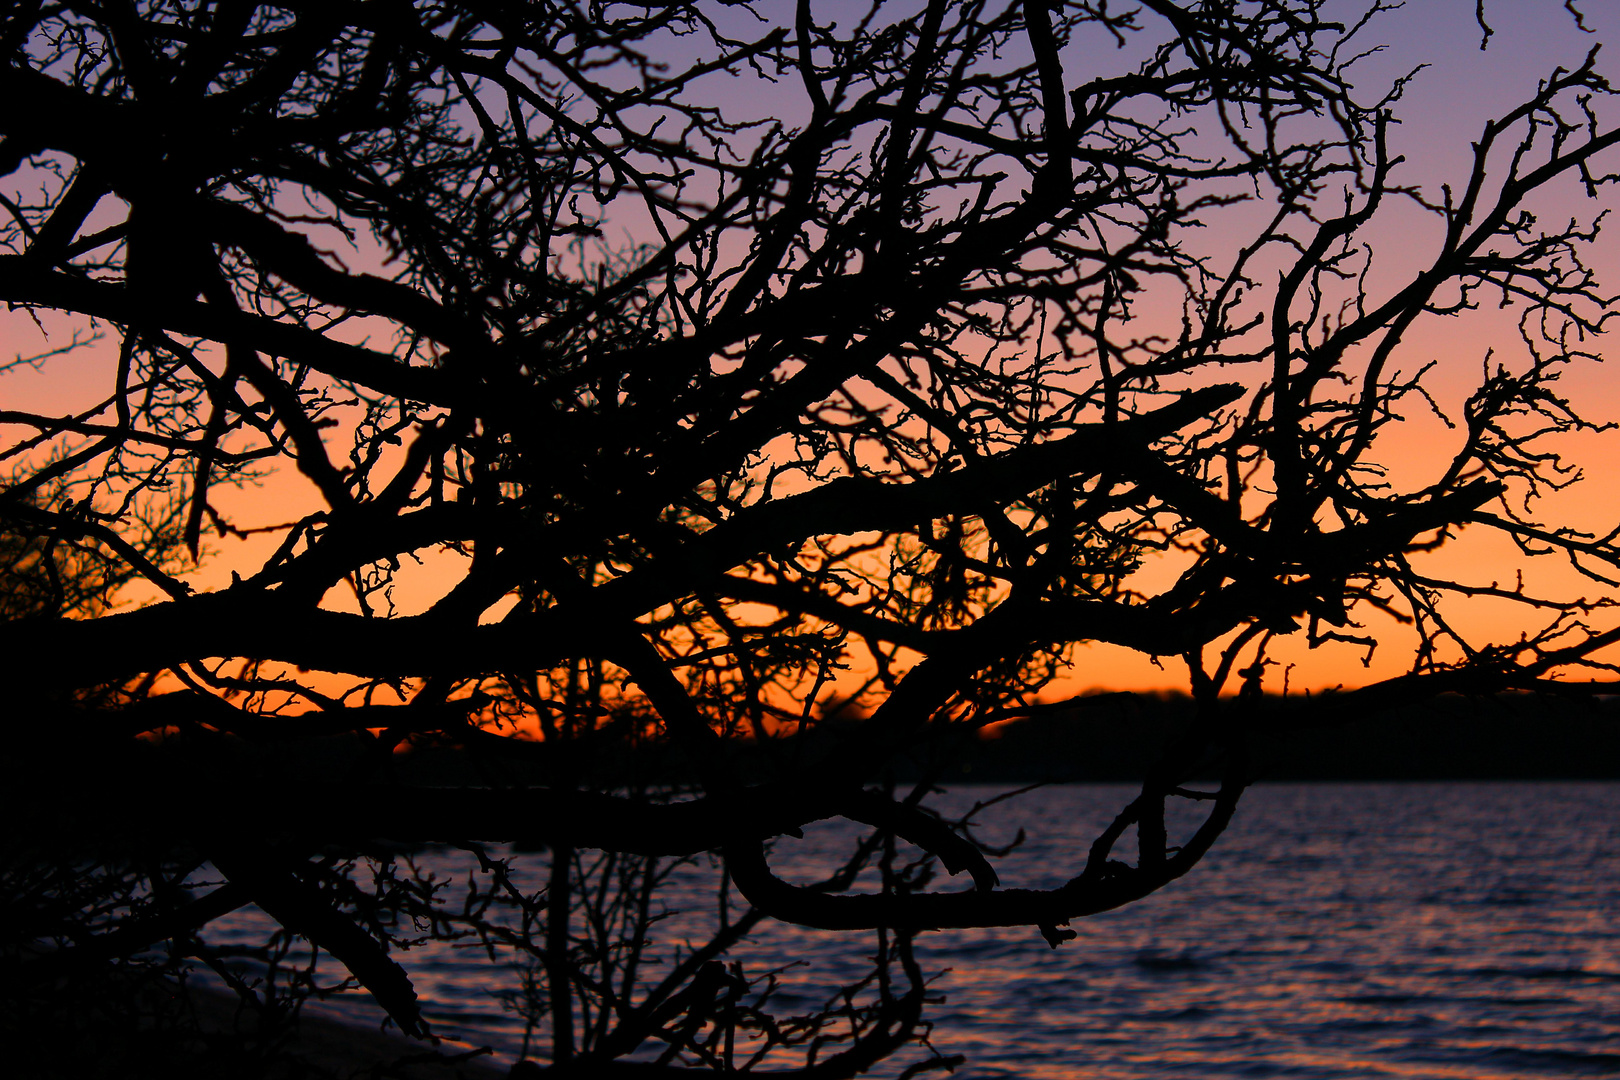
[
  {"x1": 5, "y1": 0, "x2": 1620, "y2": 700},
  {"x1": 1048, "y1": 0, "x2": 1620, "y2": 693}
]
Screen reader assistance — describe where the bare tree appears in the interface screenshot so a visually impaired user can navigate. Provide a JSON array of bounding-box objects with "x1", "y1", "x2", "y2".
[{"x1": 3, "y1": 0, "x2": 1618, "y2": 1074}]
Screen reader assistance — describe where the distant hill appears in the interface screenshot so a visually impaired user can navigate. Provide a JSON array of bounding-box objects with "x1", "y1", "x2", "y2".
[
  {"x1": 375, "y1": 692, "x2": 1620, "y2": 788},
  {"x1": 942, "y1": 693, "x2": 1620, "y2": 782}
]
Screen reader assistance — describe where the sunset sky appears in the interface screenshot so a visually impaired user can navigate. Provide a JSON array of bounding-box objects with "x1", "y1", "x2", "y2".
[{"x1": 5, "y1": 0, "x2": 1620, "y2": 699}]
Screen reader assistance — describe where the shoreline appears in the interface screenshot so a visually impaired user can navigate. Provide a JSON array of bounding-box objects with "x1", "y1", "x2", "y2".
[{"x1": 186, "y1": 983, "x2": 511, "y2": 1079}]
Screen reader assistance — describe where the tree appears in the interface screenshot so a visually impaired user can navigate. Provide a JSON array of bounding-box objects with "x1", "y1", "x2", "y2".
[{"x1": 3, "y1": 0, "x2": 1618, "y2": 1075}]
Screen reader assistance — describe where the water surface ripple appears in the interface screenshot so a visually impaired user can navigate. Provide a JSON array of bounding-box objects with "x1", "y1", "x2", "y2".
[{"x1": 200, "y1": 782, "x2": 1620, "y2": 1077}]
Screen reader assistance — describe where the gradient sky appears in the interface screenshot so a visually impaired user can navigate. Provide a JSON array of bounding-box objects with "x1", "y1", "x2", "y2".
[{"x1": 5, "y1": 1, "x2": 1620, "y2": 698}]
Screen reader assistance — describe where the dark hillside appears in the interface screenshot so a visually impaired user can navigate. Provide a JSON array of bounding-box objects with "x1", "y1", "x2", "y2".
[{"x1": 952, "y1": 694, "x2": 1620, "y2": 782}]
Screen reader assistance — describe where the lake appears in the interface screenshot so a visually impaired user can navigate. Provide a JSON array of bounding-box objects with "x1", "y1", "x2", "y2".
[{"x1": 199, "y1": 782, "x2": 1620, "y2": 1077}]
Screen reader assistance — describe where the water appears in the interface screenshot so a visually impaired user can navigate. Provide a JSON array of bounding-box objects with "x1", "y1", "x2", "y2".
[{"x1": 197, "y1": 783, "x2": 1620, "y2": 1077}]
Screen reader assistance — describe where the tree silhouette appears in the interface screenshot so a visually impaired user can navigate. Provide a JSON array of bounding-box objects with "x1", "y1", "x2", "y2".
[{"x1": 3, "y1": 0, "x2": 1618, "y2": 1075}]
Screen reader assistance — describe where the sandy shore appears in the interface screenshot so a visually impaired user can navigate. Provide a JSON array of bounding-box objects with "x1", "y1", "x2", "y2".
[{"x1": 187, "y1": 984, "x2": 512, "y2": 1079}]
